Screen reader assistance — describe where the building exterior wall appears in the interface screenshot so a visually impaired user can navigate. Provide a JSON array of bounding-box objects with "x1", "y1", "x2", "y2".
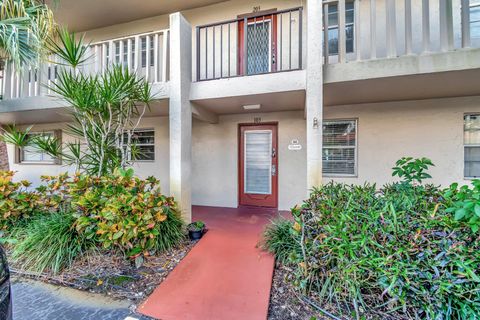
[
  {"x1": 325, "y1": 96, "x2": 480, "y2": 187},
  {"x1": 192, "y1": 111, "x2": 307, "y2": 210},
  {"x1": 7, "y1": 117, "x2": 171, "y2": 193},
  {"x1": 8, "y1": 96, "x2": 480, "y2": 209}
]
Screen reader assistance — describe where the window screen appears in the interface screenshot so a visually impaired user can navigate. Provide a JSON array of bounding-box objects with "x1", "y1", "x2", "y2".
[
  {"x1": 21, "y1": 132, "x2": 56, "y2": 163},
  {"x1": 326, "y1": 1, "x2": 355, "y2": 55},
  {"x1": 123, "y1": 129, "x2": 155, "y2": 161},
  {"x1": 464, "y1": 114, "x2": 480, "y2": 178},
  {"x1": 471, "y1": 0, "x2": 480, "y2": 38},
  {"x1": 323, "y1": 119, "x2": 357, "y2": 176}
]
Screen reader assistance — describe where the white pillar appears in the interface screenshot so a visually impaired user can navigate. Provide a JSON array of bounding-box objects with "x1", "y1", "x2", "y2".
[
  {"x1": 306, "y1": 0, "x2": 323, "y2": 191},
  {"x1": 169, "y1": 12, "x2": 192, "y2": 223}
]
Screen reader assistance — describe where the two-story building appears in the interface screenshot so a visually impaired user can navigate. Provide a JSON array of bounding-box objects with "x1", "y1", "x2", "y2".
[{"x1": 1, "y1": 0, "x2": 480, "y2": 221}]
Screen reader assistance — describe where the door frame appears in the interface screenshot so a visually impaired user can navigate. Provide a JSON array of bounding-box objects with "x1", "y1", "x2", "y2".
[
  {"x1": 237, "y1": 10, "x2": 278, "y2": 76},
  {"x1": 238, "y1": 122, "x2": 278, "y2": 208}
]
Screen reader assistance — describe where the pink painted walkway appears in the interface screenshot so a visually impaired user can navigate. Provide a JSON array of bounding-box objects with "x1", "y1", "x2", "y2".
[{"x1": 137, "y1": 206, "x2": 281, "y2": 320}]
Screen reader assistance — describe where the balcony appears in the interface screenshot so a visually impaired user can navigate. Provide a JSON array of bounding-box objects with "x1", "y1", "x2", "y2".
[
  {"x1": 323, "y1": 0, "x2": 480, "y2": 77},
  {"x1": 195, "y1": 7, "x2": 303, "y2": 81},
  {"x1": 1, "y1": 29, "x2": 169, "y2": 101}
]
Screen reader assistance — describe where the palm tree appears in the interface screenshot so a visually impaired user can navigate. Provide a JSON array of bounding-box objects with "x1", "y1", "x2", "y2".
[{"x1": 0, "y1": 0, "x2": 55, "y2": 170}]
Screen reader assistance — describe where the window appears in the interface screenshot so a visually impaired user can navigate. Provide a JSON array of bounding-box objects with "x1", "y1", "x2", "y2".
[
  {"x1": 464, "y1": 114, "x2": 480, "y2": 178},
  {"x1": 123, "y1": 129, "x2": 155, "y2": 161},
  {"x1": 323, "y1": 119, "x2": 357, "y2": 176},
  {"x1": 326, "y1": 1, "x2": 354, "y2": 55},
  {"x1": 471, "y1": 0, "x2": 480, "y2": 38},
  {"x1": 20, "y1": 132, "x2": 57, "y2": 164},
  {"x1": 141, "y1": 36, "x2": 155, "y2": 68}
]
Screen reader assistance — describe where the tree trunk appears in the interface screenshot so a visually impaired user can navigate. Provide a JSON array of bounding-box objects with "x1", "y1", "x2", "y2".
[
  {"x1": 0, "y1": 140, "x2": 9, "y2": 171},
  {"x1": 0, "y1": 60, "x2": 9, "y2": 171}
]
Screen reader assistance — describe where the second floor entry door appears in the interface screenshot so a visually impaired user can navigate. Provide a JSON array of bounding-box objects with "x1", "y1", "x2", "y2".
[{"x1": 238, "y1": 10, "x2": 277, "y2": 76}]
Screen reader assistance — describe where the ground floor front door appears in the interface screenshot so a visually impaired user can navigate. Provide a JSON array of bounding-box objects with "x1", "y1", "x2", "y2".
[{"x1": 239, "y1": 123, "x2": 278, "y2": 207}]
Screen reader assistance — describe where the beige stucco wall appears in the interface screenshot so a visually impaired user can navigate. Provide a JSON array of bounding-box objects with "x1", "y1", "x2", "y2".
[
  {"x1": 8, "y1": 96, "x2": 480, "y2": 209},
  {"x1": 7, "y1": 117, "x2": 171, "y2": 193},
  {"x1": 325, "y1": 96, "x2": 480, "y2": 186},
  {"x1": 192, "y1": 111, "x2": 307, "y2": 210}
]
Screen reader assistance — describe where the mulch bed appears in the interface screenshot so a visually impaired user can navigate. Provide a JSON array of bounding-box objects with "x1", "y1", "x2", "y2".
[
  {"x1": 268, "y1": 263, "x2": 329, "y2": 320},
  {"x1": 9, "y1": 239, "x2": 195, "y2": 304}
]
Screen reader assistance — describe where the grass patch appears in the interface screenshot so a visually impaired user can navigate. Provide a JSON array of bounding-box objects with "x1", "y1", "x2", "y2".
[{"x1": 11, "y1": 211, "x2": 95, "y2": 274}]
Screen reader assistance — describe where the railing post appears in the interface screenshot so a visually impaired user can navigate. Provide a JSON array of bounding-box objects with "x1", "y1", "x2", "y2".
[
  {"x1": 119, "y1": 40, "x2": 124, "y2": 68},
  {"x1": 154, "y1": 33, "x2": 159, "y2": 83},
  {"x1": 462, "y1": 0, "x2": 471, "y2": 48},
  {"x1": 38, "y1": 62, "x2": 46, "y2": 96},
  {"x1": 354, "y1": 0, "x2": 361, "y2": 61},
  {"x1": 422, "y1": 0, "x2": 430, "y2": 53},
  {"x1": 109, "y1": 40, "x2": 114, "y2": 65},
  {"x1": 134, "y1": 36, "x2": 141, "y2": 73},
  {"x1": 323, "y1": 3, "x2": 329, "y2": 64},
  {"x1": 370, "y1": 0, "x2": 377, "y2": 59},
  {"x1": 439, "y1": 0, "x2": 454, "y2": 52},
  {"x1": 405, "y1": 0, "x2": 413, "y2": 55},
  {"x1": 298, "y1": 7, "x2": 303, "y2": 69},
  {"x1": 162, "y1": 30, "x2": 169, "y2": 82},
  {"x1": 21, "y1": 68, "x2": 29, "y2": 98},
  {"x1": 145, "y1": 35, "x2": 151, "y2": 81},
  {"x1": 127, "y1": 39, "x2": 132, "y2": 71},
  {"x1": 338, "y1": 0, "x2": 346, "y2": 63},
  {"x1": 243, "y1": 17, "x2": 248, "y2": 75},
  {"x1": 386, "y1": 0, "x2": 397, "y2": 58}
]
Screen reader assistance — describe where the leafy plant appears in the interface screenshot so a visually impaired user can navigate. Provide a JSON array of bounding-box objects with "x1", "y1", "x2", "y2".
[
  {"x1": 36, "y1": 169, "x2": 186, "y2": 258},
  {"x1": 265, "y1": 181, "x2": 480, "y2": 319},
  {"x1": 11, "y1": 210, "x2": 95, "y2": 274},
  {"x1": 0, "y1": 171, "x2": 41, "y2": 229},
  {"x1": 445, "y1": 180, "x2": 480, "y2": 232},
  {"x1": 187, "y1": 221, "x2": 205, "y2": 232},
  {"x1": 262, "y1": 218, "x2": 301, "y2": 264},
  {"x1": 392, "y1": 156, "x2": 434, "y2": 184}
]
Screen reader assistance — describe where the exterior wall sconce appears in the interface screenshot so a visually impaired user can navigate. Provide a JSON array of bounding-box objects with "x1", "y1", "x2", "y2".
[{"x1": 313, "y1": 117, "x2": 319, "y2": 129}]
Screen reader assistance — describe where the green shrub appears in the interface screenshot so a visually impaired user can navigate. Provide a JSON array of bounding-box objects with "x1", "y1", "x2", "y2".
[
  {"x1": 1, "y1": 169, "x2": 185, "y2": 263},
  {"x1": 444, "y1": 180, "x2": 480, "y2": 233},
  {"x1": 0, "y1": 171, "x2": 42, "y2": 229},
  {"x1": 11, "y1": 210, "x2": 95, "y2": 274},
  {"x1": 262, "y1": 218, "x2": 301, "y2": 264},
  {"x1": 265, "y1": 182, "x2": 480, "y2": 319},
  {"x1": 392, "y1": 156, "x2": 434, "y2": 184},
  {"x1": 39, "y1": 169, "x2": 185, "y2": 258}
]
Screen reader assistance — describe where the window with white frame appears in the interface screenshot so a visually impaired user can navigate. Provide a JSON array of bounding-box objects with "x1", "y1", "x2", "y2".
[
  {"x1": 20, "y1": 132, "x2": 56, "y2": 163},
  {"x1": 123, "y1": 129, "x2": 155, "y2": 161},
  {"x1": 322, "y1": 119, "x2": 357, "y2": 176},
  {"x1": 471, "y1": 0, "x2": 480, "y2": 38},
  {"x1": 326, "y1": 1, "x2": 355, "y2": 55},
  {"x1": 464, "y1": 114, "x2": 480, "y2": 178},
  {"x1": 141, "y1": 36, "x2": 155, "y2": 68}
]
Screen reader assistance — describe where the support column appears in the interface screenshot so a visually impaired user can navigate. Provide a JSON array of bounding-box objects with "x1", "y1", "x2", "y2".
[
  {"x1": 305, "y1": 0, "x2": 323, "y2": 192},
  {"x1": 169, "y1": 12, "x2": 192, "y2": 223}
]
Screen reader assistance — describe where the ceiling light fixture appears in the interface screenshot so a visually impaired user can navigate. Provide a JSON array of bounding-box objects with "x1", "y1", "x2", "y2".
[{"x1": 243, "y1": 104, "x2": 261, "y2": 110}]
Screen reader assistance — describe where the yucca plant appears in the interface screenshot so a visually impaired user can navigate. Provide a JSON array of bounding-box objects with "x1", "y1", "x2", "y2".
[
  {"x1": 0, "y1": 0, "x2": 55, "y2": 171},
  {"x1": 1, "y1": 29, "x2": 154, "y2": 176}
]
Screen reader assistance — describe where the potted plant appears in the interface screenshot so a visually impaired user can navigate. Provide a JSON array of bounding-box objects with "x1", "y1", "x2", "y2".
[{"x1": 187, "y1": 221, "x2": 205, "y2": 240}]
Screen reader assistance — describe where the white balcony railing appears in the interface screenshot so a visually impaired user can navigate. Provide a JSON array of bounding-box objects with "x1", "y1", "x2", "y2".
[
  {"x1": 2, "y1": 29, "x2": 169, "y2": 100},
  {"x1": 323, "y1": 0, "x2": 478, "y2": 64}
]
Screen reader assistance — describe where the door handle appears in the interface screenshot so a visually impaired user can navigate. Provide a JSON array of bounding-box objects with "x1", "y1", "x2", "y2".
[{"x1": 272, "y1": 164, "x2": 276, "y2": 176}]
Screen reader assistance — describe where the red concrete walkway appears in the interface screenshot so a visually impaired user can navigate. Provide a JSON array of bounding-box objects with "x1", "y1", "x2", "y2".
[{"x1": 137, "y1": 206, "x2": 281, "y2": 320}]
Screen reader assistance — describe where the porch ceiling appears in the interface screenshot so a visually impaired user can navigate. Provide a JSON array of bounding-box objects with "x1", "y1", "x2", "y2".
[
  {"x1": 47, "y1": 0, "x2": 227, "y2": 31},
  {"x1": 0, "y1": 99, "x2": 169, "y2": 125},
  {"x1": 193, "y1": 90, "x2": 305, "y2": 115},
  {"x1": 325, "y1": 68, "x2": 480, "y2": 106}
]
